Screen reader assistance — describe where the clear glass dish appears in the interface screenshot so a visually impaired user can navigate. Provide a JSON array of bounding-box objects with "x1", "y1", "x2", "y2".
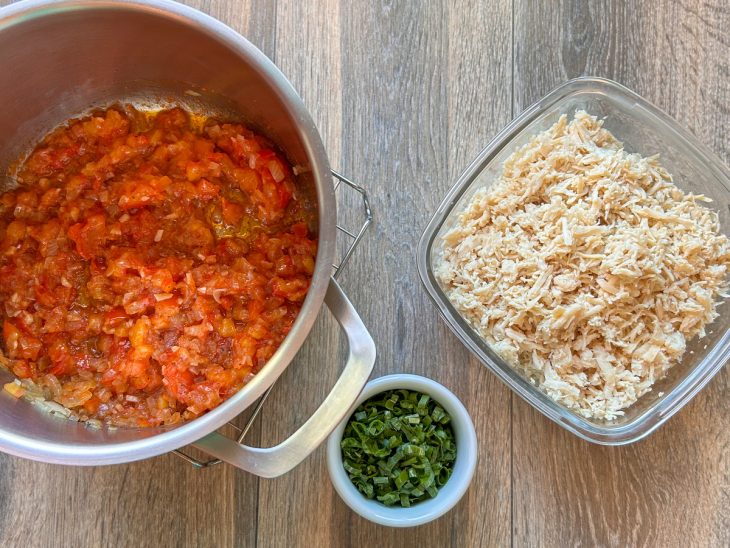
[{"x1": 417, "y1": 77, "x2": 730, "y2": 445}]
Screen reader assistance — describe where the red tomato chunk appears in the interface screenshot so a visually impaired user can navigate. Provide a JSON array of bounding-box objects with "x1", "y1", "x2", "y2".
[{"x1": 0, "y1": 107, "x2": 317, "y2": 427}]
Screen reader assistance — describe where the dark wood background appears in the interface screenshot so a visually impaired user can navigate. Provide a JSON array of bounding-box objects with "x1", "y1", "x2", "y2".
[{"x1": 0, "y1": 1, "x2": 728, "y2": 546}]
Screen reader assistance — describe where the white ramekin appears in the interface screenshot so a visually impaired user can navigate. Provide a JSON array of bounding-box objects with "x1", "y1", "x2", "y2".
[{"x1": 326, "y1": 374, "x2": 478, "y2": 527}]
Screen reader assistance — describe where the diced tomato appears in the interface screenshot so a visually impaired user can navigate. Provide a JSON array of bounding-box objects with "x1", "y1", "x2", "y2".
[
  {"x1": 117, "y1": 176, "x2": 170, "y2": 211},
  {"x1": 271, "y1": 277, "x2": 310, "y2": 302},
  {"x1": 47, "y1": 338, "x2": 76, "y2": 376},
  {"x1": 3, "y1": 320, "x2": 42, "y2": 361},
  {"x1": 196, "y1": 178, "x2": 220, "y2": 200},
  {"x1": 220, "y1": 198, "x2": 244, "y2": 226},
  {"x1": 104, "y1": 307, "x2": 128, "y2": 327},
  {"x1": 83, "y1": 396, "x2": 101, "y2": 414},
  {"x1": 277, "y1": 183, "x2": 292, "y2": 208},
  {"x1": 0, "y1": 106, "x2": 317, "y2": 428},
  {"x1": 11, "y1": 360, "x2": 34, "y2": 379},
  {"x1": 4, "y1": 219, "x2": 26, "y2": 246},
  {"x1": 291, "y1": 222, "x2": 308, "y2": 238},
  {"x1": 68, "y1": 213, "x2": 107, "y2": 259},
  {"x1": 161, "y1": 361, "x2": 195, "y2": 399},
  {"x1": 233, "y1": 167, "x2": 259, "y2": 194},
  {"x1": 145, "y1": 268, "x2": 175, "y2": 292}
]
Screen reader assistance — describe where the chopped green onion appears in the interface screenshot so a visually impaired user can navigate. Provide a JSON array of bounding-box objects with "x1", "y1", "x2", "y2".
[
  {"x1": 340, "y1": 388, "x2": 456, "y2": 508},
  {"x1": 400, "y1": 493, "x2": 410, "y2": 507},
  {"x1": 432, "y1": 406, "x2": 446, "y2": 423}
]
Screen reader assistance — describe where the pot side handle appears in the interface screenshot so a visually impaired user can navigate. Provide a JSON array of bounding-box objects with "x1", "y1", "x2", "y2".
[{"x1": 191, "y1": 277, "x2": 376, "y2": 477}]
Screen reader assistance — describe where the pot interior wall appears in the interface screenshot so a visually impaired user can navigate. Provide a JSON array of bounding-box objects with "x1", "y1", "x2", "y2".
[
  {"x1": 0, "y1": 3, "x2": 325, "y2": 449},
  {"x1": 0, "y1": 4, "x2": 315, "y2": 179}
]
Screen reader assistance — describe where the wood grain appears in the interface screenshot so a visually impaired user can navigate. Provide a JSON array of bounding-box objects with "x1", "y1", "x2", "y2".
[
  {"x1": 444, "y1": 2, "x2": 514, "y2": 546},
  {"x1": 255, "y1": 2, "x2": 347, "y2": 547},
  {"x1": 0, "y1": 0, "x2": 728, "y2": 547}
]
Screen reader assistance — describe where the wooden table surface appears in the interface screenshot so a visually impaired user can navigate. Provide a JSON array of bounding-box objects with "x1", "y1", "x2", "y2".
[{"x1": 1, "y1": 0, "x2": 729, "y2": 546}]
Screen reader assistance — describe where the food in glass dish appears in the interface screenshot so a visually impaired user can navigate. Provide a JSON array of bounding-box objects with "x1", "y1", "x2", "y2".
[
  {"x1": 0, "y1": 106, "x2": 317, "y2": 427},
  {"x1": 436, "y1": 111, "x2": 730, "y2": 420}
]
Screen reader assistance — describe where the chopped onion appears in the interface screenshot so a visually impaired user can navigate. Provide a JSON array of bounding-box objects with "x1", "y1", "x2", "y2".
[
  {"x1": 268, "y1": 160, "x2": 285, "y2": 183},
  {"x1": 212, "y1": 289, "x2": 226, "y2": 303}
]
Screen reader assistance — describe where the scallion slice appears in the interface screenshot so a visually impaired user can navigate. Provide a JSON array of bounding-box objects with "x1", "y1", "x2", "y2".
[{"x1": 340, "y1": 389, "x2": 457, "y2": 508}]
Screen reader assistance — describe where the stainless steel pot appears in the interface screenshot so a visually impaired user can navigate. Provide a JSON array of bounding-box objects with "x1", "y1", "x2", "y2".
[{"x1": 0, "y1": 0, "x2": 376, "y2": 476}]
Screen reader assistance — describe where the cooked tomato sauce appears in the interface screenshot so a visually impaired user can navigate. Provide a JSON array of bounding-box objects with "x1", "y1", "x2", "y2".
[{"x1": 0, "y1": 107, "x2": 317, "y2": 427}]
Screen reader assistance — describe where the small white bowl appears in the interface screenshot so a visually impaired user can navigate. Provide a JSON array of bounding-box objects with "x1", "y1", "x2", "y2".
[{"x1": 326, "y1": 374, "x2": 478, "y2": 527}]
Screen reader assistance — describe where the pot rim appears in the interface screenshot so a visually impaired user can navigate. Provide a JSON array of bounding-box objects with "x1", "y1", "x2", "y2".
[{"x1": 0, "y1": 0, "x2": 336, "y2": 464}]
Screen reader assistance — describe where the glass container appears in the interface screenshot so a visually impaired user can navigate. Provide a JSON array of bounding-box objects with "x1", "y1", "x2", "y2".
[{"x1": 417, "y1": 77, "x2": 730, "y2": 445}]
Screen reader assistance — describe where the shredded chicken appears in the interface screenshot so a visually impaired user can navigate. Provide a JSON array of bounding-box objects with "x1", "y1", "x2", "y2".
[{"x1": 436, "y1": 111, "x2": 730, "y2": 420}]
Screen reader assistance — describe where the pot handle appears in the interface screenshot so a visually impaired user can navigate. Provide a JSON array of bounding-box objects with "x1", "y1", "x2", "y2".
[{"x1": 190, "y1": 277, "x2": 375, "y2": 477}]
